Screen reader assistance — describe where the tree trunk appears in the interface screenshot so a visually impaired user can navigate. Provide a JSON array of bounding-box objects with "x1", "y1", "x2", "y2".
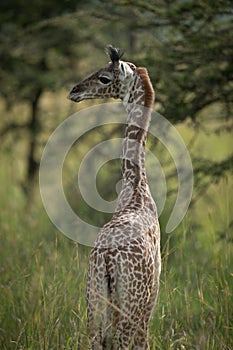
[{"x1": 26, "y1": 87, "x2": 42, "y2": 193}]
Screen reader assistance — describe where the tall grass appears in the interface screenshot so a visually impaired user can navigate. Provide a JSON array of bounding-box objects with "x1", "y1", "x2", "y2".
[
  {"x1": 152, "y1": 219, "x2": 232, "y2": 350},
  {"x1": 0, "y1": 202, "x2": 89, "y2": 349},
  {"x1": 0, "y1": 188, "x2": 232, "y2": 349}
]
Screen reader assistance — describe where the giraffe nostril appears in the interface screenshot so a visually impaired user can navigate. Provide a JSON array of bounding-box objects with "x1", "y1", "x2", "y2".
[{"x1": 71, "y1": 85, "x2": 80, "y2": 94}]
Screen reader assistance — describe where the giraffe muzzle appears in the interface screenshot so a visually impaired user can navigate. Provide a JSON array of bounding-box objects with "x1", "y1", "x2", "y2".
[{"x1": 67, "y1": 85, "x2": 84, "y2": 102}]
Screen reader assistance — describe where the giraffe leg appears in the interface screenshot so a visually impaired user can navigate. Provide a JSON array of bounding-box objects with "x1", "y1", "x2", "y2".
[
  {"x1": 132, "y1": 286, "x2": 159, "y2": 350},
  {"x1": 86, "y1": 295, "x2": 105, "y2": 349},
  {"x1": 86, "y1": 250, "x2": 111, "y2": 350},
  {"x1": 112, "y1": 314, "x2": 138, "y2": 350},
  {"x1": 131, "y1": 320, "x2": 149, "y2": 350},
  {"x1": 110, "y1": 281, "x2": 147, "y2": 348}
]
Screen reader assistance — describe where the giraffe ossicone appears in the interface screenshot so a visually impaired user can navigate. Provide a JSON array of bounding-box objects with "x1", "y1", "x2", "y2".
[{"x1": 68, "y1": 45, "x2": 161, "y2": 350}]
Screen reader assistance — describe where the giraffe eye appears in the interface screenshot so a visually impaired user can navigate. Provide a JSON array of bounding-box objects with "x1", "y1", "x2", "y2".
[{"x1": 99, "y1": 76, "x2": 111, "y2": 84}]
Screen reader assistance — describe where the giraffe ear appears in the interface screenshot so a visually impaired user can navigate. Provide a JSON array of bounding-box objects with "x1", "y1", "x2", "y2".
[{"x1": 119, "y1": 61, "x2": 134, "y2": 82}]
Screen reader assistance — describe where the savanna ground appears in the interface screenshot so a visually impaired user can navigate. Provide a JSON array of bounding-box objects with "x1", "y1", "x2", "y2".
[{"x1": 0, "y1": 92, "x2": 232, "y2": 350}]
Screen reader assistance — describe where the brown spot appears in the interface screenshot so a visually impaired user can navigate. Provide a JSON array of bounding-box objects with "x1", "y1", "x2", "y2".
[{"x1": 132, "y1": 246, "x2": 142, "y2": 254}]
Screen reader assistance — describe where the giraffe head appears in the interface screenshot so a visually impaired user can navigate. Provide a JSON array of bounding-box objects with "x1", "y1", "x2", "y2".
[{"x1": 68, "y1": 45, "x2": 137, "y2": 103}]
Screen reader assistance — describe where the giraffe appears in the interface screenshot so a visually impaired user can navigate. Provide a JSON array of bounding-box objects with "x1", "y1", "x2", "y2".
[{"x1": 68, "y1": 45, "x2": 161, "y2": 350}]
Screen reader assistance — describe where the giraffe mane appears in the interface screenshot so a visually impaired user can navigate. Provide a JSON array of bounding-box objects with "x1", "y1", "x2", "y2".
[
  {"x1": 136, "y1": 67, "x2": 155, "y2": 109},
  {"x1": 106, "y1": 45, "x2": 124, "y2": 63}
]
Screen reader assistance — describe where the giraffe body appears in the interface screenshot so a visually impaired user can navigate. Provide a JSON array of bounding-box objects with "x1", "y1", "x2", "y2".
[
  {"x1": 68, "y1": 46, "x2": 161, "y2": 349},
  {"x1": 87, "y1": 200, "x2": 160, "y2": 349}
]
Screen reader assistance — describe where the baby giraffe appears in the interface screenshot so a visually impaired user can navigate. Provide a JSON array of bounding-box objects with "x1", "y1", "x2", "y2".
[{"x1": 68, "y1": 45, "x2": 161, "y2": 350}]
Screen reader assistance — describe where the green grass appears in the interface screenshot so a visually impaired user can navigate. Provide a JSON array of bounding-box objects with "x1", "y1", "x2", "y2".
[
  {"x1": 153, "y1": 222, "x2": 233, "y2": 350},
  {"x1": 0, "y1": 187, "x2": 232, "y2": 349},
  {"x1": 0, "y1": 204, "x2": 90, "y2": 349}
]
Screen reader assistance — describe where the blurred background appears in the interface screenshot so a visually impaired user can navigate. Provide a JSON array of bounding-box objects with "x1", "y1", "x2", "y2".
[{"x1": 0, "y1": 1, "x2": 232, "y2": 349}]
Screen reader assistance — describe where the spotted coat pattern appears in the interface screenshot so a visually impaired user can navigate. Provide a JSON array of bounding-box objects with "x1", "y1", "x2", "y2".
[{"x1": 68, "y1": 46, "x2": 161, "y2": 350}]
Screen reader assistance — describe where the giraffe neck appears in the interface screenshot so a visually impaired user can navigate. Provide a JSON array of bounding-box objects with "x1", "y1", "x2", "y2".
[
  {"x1": 122, "y1": 68, "x2": 154, "y2": 187},
  {"x1": 115, "y1": 68, "x2": 154, "y2": 212}
]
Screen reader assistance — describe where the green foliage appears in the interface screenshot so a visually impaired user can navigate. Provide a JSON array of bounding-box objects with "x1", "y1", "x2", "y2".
[{"x1": 1, "y1": 0, "x2": 232, "y2": 185}]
